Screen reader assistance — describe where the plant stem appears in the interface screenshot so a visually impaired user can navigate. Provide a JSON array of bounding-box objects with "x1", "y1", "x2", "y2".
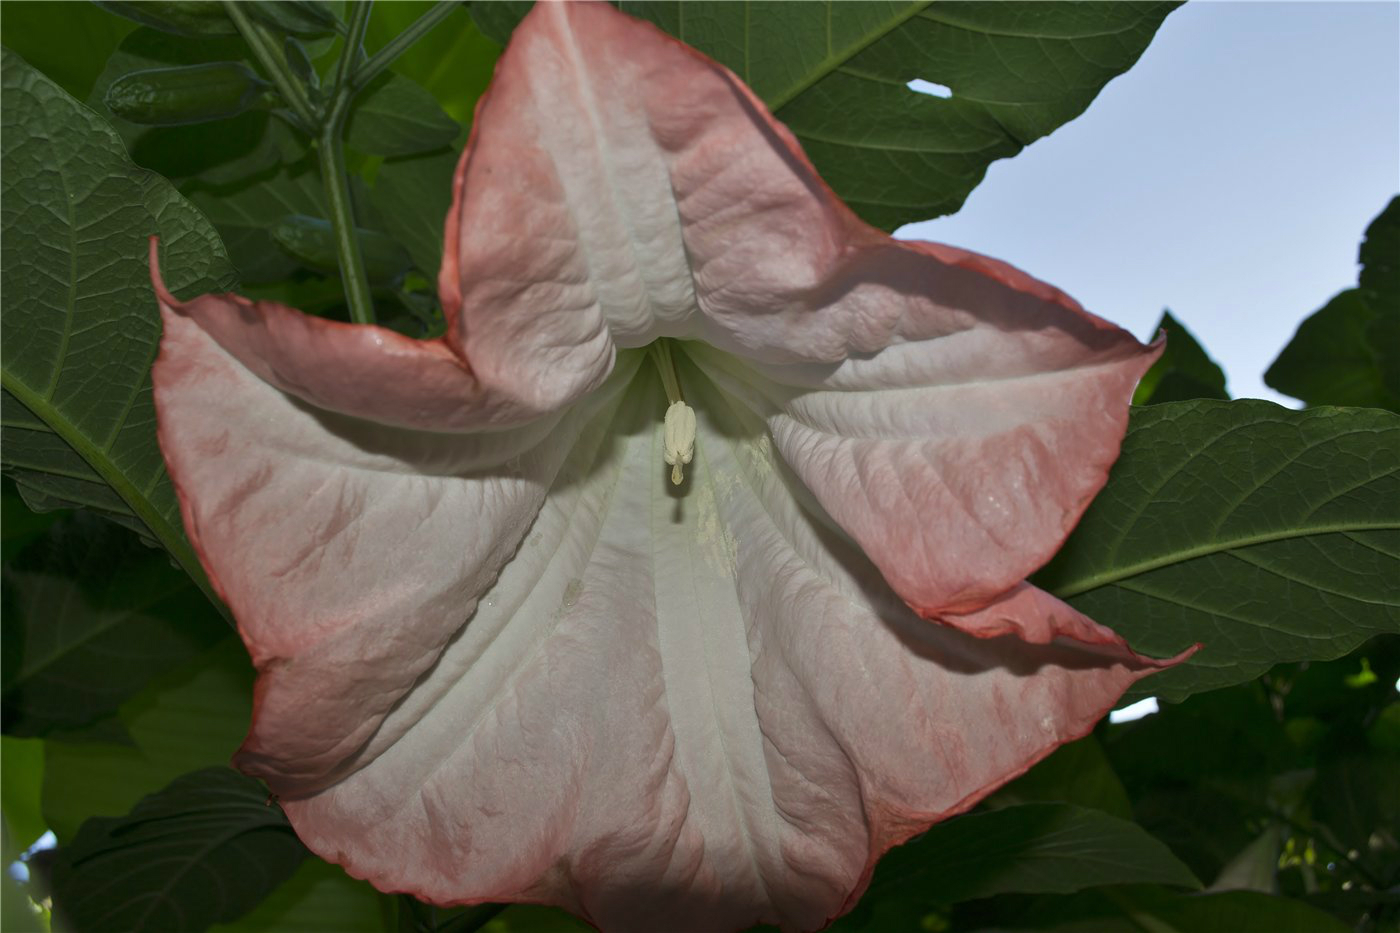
[
  {"x1": 321, "y1": 0, "x2": 377, "y2": 325},
  {"x1": 222, "y1": 1, "x2": 318, "y2": 130},
  {"x1": 354, "y1": 0, "x2": 458, "y2": 91},
  {"x1": 336, "y1": 0, "x2": 374, "y2": 90},
  {"x1": 316, "y1": 130, "x2": 375, "y2": 324}
]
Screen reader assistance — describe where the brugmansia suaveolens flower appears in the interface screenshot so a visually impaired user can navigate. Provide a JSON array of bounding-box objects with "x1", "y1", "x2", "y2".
[{"x1": 152, "y1": 3, "x2": 1187, "y2": 930}]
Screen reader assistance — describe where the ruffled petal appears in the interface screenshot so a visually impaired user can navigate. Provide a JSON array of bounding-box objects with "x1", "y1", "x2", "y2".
[
  {"x1": 689, "y1": 277, "x2": 1157, "y2": 626},
  {"x1": 149, "y1": 240, "x2": 575, "y2": 430},
  {"x1": 443, "y1": 1, "x2": 1146, "y2": 381},
  {"x1": 270, "y1": 363, "x2": 1181, "y2": 932},
  {"x1": 152, "y1": 299, "x2": 641, "y2": 788}
]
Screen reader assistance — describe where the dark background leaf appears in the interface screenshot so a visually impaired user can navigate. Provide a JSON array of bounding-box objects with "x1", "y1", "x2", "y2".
[
  {"x1": 0, "y1": 1, "x2": 136, "y2": 100},
  {"x1": 830, "y1": 804, "x2": 1198, "y2": 932},
  {"x1": 1265, "y1": 196, "x2": 1400, "y2": 412},
  {"x1": 988, "y1": 735, "x2": 1134, "y2": 821},
  {"x1": 1133, "y1": 310, "x2": 1229, "y2": 405},
  {"x1": 50, "y1": 767, "x2": 307, "y2": 933},
  {"x1": 41, "y1": 637, "x2": 252, "y2": 843},
  {"x1": 346, "y1": 71, "x2": 461, "y2": 157},
  {"x1": 364, "y1": 1, "x2": 497, "y2": 127},
  {"x1": 371, "y1": 147, "x2": 458, "y2": 278},
  {"x1": 1, "y1": 512, "x2": 226, "y2": 738}
]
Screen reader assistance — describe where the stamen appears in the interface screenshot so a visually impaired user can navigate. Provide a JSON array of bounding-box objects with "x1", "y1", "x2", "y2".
[
  {"x1": 651, "y1": 342, "x2": 696, "y2": 485},
  {"x1": 664, "y1": 400, "x2": 696, "y2": 485}
]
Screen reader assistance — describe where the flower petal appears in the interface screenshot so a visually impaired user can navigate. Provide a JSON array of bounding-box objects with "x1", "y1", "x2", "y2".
[
  {"x1": 444, "y1": 3, "x2": 1147, "y2": 373},
  {"x1": 440, "y1": 0, "x2": 1155, "y2": 625},
  {"x1": 152, "y1": 298, "x2": 640, "y2": 788},
  {"x1": 689, "y1": 283, "x2": 1157, "y2": 627},
  {"x1": 258, "y1": 361, "x2": 1179, "y2": 932}
]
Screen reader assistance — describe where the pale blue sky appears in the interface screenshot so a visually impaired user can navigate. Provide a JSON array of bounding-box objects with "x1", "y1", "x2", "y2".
[{"x1": 898, "y1": 1, "x2": 1400, "y2": 405}]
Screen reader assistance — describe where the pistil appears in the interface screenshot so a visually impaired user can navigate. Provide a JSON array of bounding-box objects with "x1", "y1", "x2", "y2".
[{"x1": 650, "y1": 341, "x2": 696, "y2": 485}]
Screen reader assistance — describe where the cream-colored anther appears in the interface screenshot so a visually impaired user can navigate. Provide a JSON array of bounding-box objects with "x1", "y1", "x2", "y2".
[{"x1": 663, "y1": 400, "x2": 696, "y2": 485}]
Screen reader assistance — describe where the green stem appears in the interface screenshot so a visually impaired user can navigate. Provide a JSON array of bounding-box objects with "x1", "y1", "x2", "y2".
[
  {"x1": 353, "y1": 0, "x2": 458, "y2": 90},
  {"x1": 223, "y1": 0, "x2": 318, "y2": 129},
  {"x1": 336, "y1": 0, "x2": 374, "y2": 90},
  {"x1": 320, "y1": 0, "x2": 376, "y2": 325},
  {"x1": 317, "y1": 128, "x2": 375, "y2": 324}
]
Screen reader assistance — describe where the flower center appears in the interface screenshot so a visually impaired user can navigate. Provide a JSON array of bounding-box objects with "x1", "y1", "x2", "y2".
[{"x1": 650, "y1": 341, "x2": 695, "y2": 485}]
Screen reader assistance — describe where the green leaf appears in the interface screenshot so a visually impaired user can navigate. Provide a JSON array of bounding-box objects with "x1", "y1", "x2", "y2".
[
  {"x1": 92, "y1": 1, "x2": 239, "y2": 39},
  {"x1": 1, "y1": 736, "x2": 46, "y2": 854},
  {"x1": 246, "y1": 0, "x2": 342, "y2": 40},
  {"x1": 365, "y1": 1, "x2": 497, "y2": 126},
  {"x1": 1104, "y1": 684, "x2": 1294, "y2": 885},
  {"x1": 480, "y1": 905, "x2": 595, "y2": 933},
  {"x1": 989, "y1": 735, "x2": 1133, "y2": 820},
  {"x1": 1312, "y1": 746, "x2": 1400, "y2": 870},
  {"x1": 210, "y1": 858, "x2": 392, "y2": 933},
  {"x1": 0, "y1": 0, "x2": 137, "y2": 100},
  {"x1": 467, "y1": 2, "x2": 531, "y2": 46},
  {"x1": 1039, "y1": 401, "x2": 1400, "y2": 701},
  {"x1": 0, "y1": 47, "x2": 236, "y2": 609},
  {"x1": 1, "y1": 476, "x2": 64, "y2": 563},
  {"x1": 371, "y1": 147, "x2": 458, "y2": 277},
  {"x1": 1012, "y1": 888, "x2": 1353, "y2": 933},
  {"x1": 2, "y1": 512, "x2": 225, "y2": 738},
  {"x1": 270, "y1": 214, "x2": 412, "y2": 285},
  {"x1": 474, "y1": 2, "x2": 1179, "y2": 230},
  {"x1": 186, "y1": 146, "x2": 328, "y2": 283},
  {"x1": 50, "y1": 767, "x2": 307, "y2": 933},
  {"x1": 42, "y1": 637, "x2": 253, "y2": 842},
  {"x1": 831, "y1": 804, "x2": 1198, "y2": 932},
  {"x1": 1133, "y1": 310, "x2": 1228, "y2": 405},
  {"x1": 1266, "y1": 196, "x2": 1400, "y2": 412},
  {"x1": 347, "y1": 72, "x2": 461, "y2": 157}
]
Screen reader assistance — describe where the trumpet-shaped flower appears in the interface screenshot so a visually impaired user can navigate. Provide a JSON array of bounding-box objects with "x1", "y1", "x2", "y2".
[{"x1": 151, "y1": 3, "x2": 1186, "y2": 930}]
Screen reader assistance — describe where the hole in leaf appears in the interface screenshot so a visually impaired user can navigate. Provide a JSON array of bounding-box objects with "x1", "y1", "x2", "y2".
[{"x1": 907, "y1": 78, "x2": 952, "y2": 99}]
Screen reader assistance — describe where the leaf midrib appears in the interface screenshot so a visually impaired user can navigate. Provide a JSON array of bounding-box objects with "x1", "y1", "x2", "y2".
[
  {"x1": 1050, "y1": 519, "x2": 1400, "y2": 599},
  {"x1": 1, "y1": 369, "x2": 225, "y2": 617}
]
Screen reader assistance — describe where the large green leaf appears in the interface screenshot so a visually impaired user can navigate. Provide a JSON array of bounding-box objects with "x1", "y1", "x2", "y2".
[
  {"x1": 50, "y1": 767, "x2": 307, "y2": 933},
  {"x1": 1266, "y1": 196, "x2": 1400, "y2": 412},
  {"x1": 42, "y1": 637, "x2": 253, "y2": 842},
  {"x1": 1133, "y1": 310, "x2": 1229, "y2": 405},
  {"x1": 830, "y1": 804, "x2": 1199, "y2": 932},
  {"x1": 1040, "y1": 400, "x2": 1400, "y2": 701},
  {"x1": 473, "y1": 1, "x2": 1179, "y2": 230},
  {"x1": 0, "y1": 48, "x2": 237, "y2": 607},
  {"x1": 1, "y1": 512, "x2": 225, "y2": 738}
]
